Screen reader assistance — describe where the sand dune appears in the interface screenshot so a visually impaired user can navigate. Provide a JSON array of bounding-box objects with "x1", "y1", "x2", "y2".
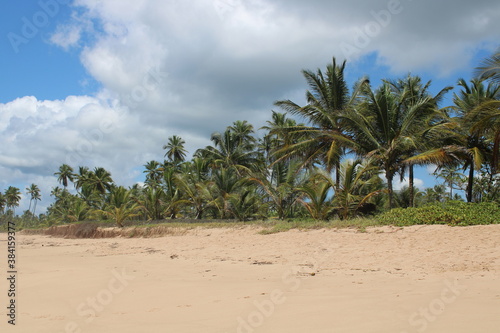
[{"x1": 2, "y1": 224, "x2": 499, "y2": 332}]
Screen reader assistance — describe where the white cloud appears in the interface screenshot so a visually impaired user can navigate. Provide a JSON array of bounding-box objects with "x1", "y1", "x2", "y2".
[
  {"x1": 50, "y1": 24, "x2": 82, "y2": 50},
  {"x1": 393, "y1": 177, "x2": 425, "y2": 191}
]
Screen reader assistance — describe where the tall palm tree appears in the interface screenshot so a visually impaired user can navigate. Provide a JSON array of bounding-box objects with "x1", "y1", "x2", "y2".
[
  {"x1": 452, "y1": 78, "x2": 500, "y2": 202},
  {"x1": 339, "y1": 81, "x2": 437, "y2": 208},
  {"x1": 163, "y1": 135, "x2": 187, "y2": 166},
  {"x1": 74, "y1": 166, "x2": 91, "y2": 192},
  {"x1": 475, "y1": 49, "x2": 500, "y2": 84},
  {"x1": 143, "y1": 160, "x2": 164, "y2": 187},
  {"x1": 274, "y1": 57, "x2": 366, "y2": 185},
  {"x1": 229, "y1": 120, "x2": 257, "y2": 148},
  {"x1": 89, "y1": 167, "x2": 114, "y2": 195},
  {"x1": 386, "y1": 75, "x2": 452, "y2": 206},
  {"x1": 26, "y1": 184, "x2": 41, "y2": 216},
  {"x1": 196, "y1": 128, "x2": 261, "y2": 174},
  {"x1": 54, "y1": 164, "x2": 74, "y2": 188},
  {"x1": 467, "y1": 99, "x2": 500, "y2": 176},
  {"x1": 5, "y1": 186, "x2": 21, "y2": 215},
  {"x1": 260, "y1": 111, "x2": 302, "y2": 164}
]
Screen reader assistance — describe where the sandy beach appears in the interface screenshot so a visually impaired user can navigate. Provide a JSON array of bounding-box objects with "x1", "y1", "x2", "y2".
[{"x1": 2, "y1": 225, "x2": 500, "y2": 332}]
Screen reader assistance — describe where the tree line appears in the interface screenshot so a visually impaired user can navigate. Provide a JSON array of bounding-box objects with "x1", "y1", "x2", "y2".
[{"x1": 1, "y1": 51, "x2": 499, "y2": 227}]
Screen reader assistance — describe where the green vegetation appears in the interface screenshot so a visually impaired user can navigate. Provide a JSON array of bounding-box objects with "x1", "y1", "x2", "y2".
[
  {"x1": 1, "y1": 50, "x2": 500, "y2": 232},
  {"x1": 377, "y1": 201, "x2": 500, "y2": 226}
]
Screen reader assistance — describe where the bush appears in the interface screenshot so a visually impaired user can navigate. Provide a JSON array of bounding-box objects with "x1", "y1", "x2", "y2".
[{"x1": 376, "y1": 201, "x2": 500, "y2": 226}]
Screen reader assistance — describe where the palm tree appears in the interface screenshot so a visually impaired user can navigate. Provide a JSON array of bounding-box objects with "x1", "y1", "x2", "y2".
[
  {"x1": 208, "y1": 167, "x2": 247, "y2": 219},
  {"x1": 163, "y1": 135, "x2": 187, "y2": 166},
  {"x1": 475, "y1": 49, "x2": 500, "y2": 84},
  {"x1": 138, "y1": 186, "x2": 166, "y2": 220},
  {"x1": 260, "y1": 111, "x2": 302, "y2": 164},
  {"x1": 143, "y1": 160, "x2": 164, "y2": 187},
  {"x1": 97, "y1": 186, "x2": 140, "y2": 227},
  {"x1": 5, "y1": 186, "x2": 21, "y2": 215},
  {"x1": 55, "y1": 164, "x2": 74, "y2": 189},
  {"x1": 274, "y1": 57, "x2": 367, "y2": 185},
  {"x1": 467, "y1": 98, "x2": 500, "y2": 176},
  {"x1": 229, "y1": 120, "x2": 257, "y2": 148},
  {"x1": 196, "y1": 128, "x2": 261, "y2": 174},
  {"x1": 74, "y1": 166, "x2": 91, "y2": 192},
  {"x1": 297, "y1": 175, "x2": 334, "y2": 220},
  {"x1": 433, "y1": 165, "x2": 465, "y2": 199},
  {"x1": 26, "y1": 184, "x2": 41, "y2": 216},
  {"x1": 89, "y1": 167, "x2": 114, "y2": 195},
  {"x1": 386, "y1": 75, "x2": 452, "y2": 206},
  {"x1": 339, "y1": 81, "x2": 438, "y2": 208},
  {"x1": 452, "y1": 78, "x2": 500, "y2": 202},
  {"x1": 250, "y1": 159, "x2": 307, "y2": 220}
]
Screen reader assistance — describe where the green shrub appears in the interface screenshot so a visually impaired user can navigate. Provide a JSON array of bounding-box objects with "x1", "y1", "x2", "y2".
[{"x1": 376, "y1": 201, "x2": 500, "y2": 226}]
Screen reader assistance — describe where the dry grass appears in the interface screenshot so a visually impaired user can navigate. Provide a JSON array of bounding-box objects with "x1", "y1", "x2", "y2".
[
  {"x1": 21, "y1": 222, "x2": 191, "y2": 239},
  {"x1": 19, "y1": 217, "x2": 383, "y2": 239}
]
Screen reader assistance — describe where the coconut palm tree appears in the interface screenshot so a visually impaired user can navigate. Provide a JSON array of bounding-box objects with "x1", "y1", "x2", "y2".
[
  {"x1": 250, "y1": 159, "x2": 307, "y2": 220},
  {"x1": 229, "y1": 120, "x2": 257, "y2": 148},
  {"x1": 96, "y1": 186, "x2": 140, "y2": 227},
  {"x1": 339, "y1": 81, "x2": 438, "y2": 208},
  {"x1": 163, "y1": 135, "x2": 187, "y2": 166},
  {"x1": 274, "y1": 57, "x2": 367, "y2": 185},
  {"x1": 54, "y1": 164, "x2": 74, "y2": 189},
  {"x1": 5, "y1": 186, "x2": 21, "y2": 215},
  {"x1": 260, "y1": 111, "x2": 302, "y2": 164},
  {"x1": 475, "y1": 49, "x2": 500, "y2": 84},
  {"x1": 451, "y1": 78, "x2": 500, "y2": 202},
  {"x1": 26, "y1": 184, "x2": 41, "y2": 216},
  {"x1": 196, "y1": 128, "x2": 262, "y2": 174},
  {"x1": 433, "y1": 165, "x2": 465, "y2": 199},
  {"x1": 386, "y1": 75, "x2": 452, "y2": 206},
  {"x1": 331, "y1": 159, "x2": 385, "y2": 219},
  {"x1": 88, "y1": 167, "x2": 114, "y2": 195},
  {"x1": 297, "y1": 175, "x2": 334, "y2": 221},
  {"x1": 143, "y1": 160, "x2": 164, "y2": 188},
  {"x1": 467, "y1": 99, "x2": 500, "y2": 176}
]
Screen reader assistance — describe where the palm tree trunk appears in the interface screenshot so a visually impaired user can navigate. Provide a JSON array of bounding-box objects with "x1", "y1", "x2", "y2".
[
  {"x1": 335, "y1": 163, "x2": 341, "y2": 189},
  {"x1": 466, "y1": 162, "x2": 474, "y2": 203},
  {"x1": 387, "y1": 171, "x2": 394, "y2": 209},
  {"x1": 492, "y1": 131, "x2": 500, "y2": 176},
  {"x1": 409, "y1": 165, "x2": 414, "y2": 207}
]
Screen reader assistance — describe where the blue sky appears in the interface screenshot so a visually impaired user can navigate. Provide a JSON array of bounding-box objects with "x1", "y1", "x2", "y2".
[{"x1": 1, "y1": 0, "x2": 499, "y2": 214}]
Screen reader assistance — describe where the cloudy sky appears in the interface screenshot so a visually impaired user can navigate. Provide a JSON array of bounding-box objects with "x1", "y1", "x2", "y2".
[{"x1": 1, "y1": 0, "x2": 499, "y2": 213}]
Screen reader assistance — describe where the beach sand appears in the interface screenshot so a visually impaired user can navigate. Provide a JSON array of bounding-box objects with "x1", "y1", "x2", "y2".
[{"x1": 2, "y1": 224, "x2": 500, "y2": 332}]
